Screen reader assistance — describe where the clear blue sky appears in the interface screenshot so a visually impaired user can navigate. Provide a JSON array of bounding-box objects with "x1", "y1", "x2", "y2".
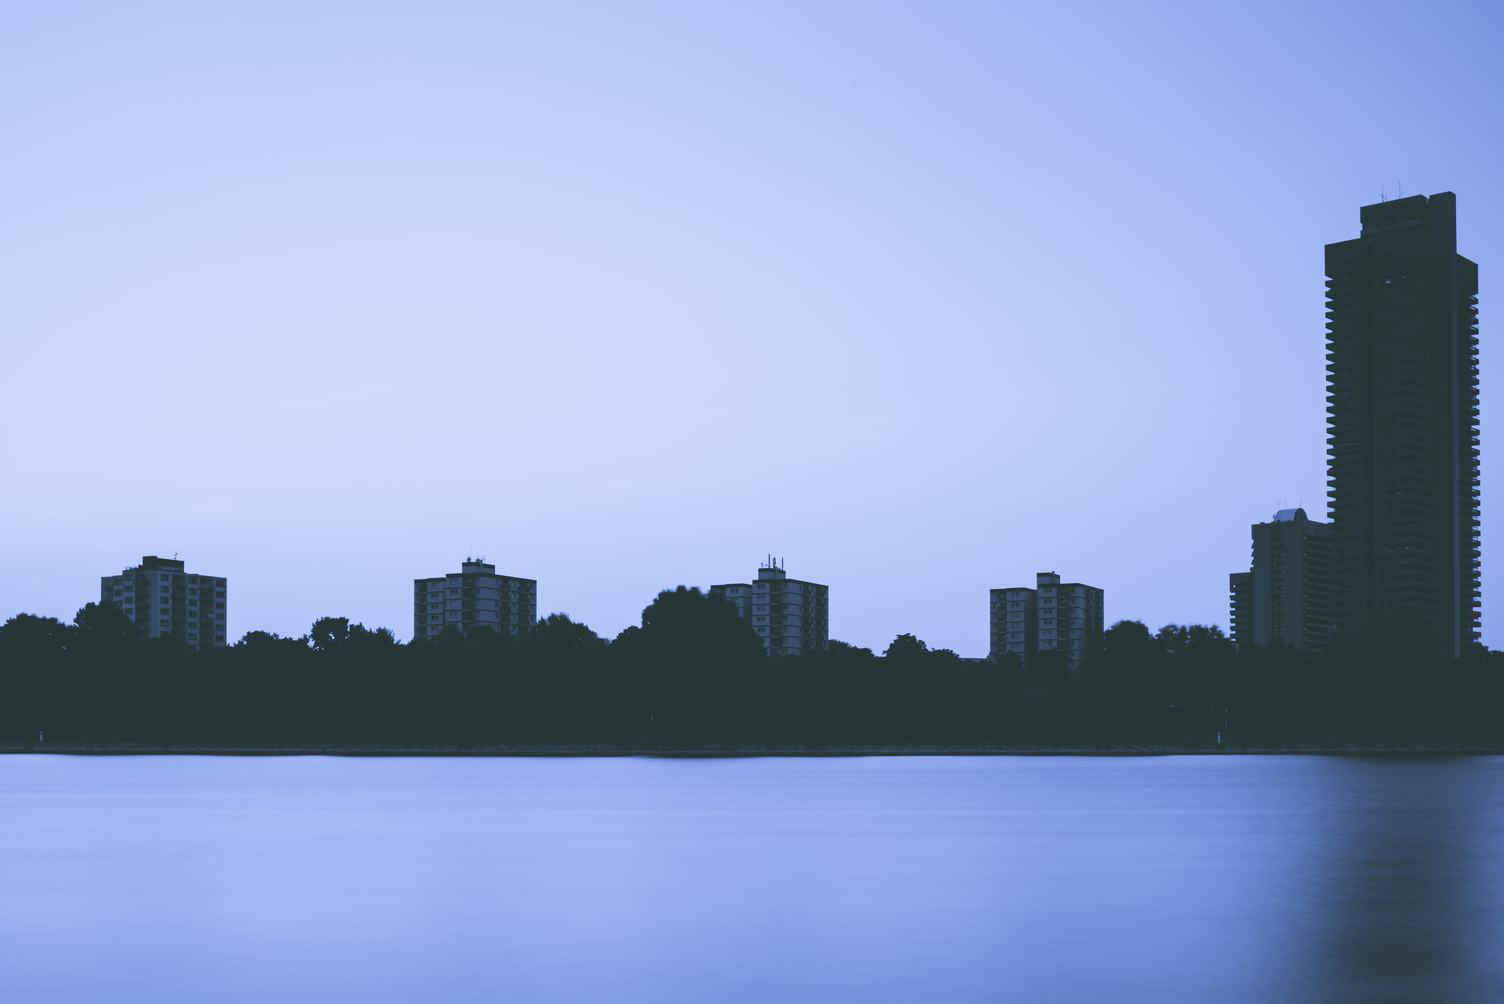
[{"x1": 3, "y1": 1, "x2": 1502, "y2": 652}]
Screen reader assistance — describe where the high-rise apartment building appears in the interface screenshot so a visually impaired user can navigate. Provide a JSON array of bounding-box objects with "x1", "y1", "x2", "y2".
[
  {"x1": 1228, "y1": 508, "x2": 1334, "y2": 652},
  {"x1": 101, "y1": 555, "x2": 227, "y2": 650},
  {"x1": 1325, "y1": 193, "x2": 1480, "y2": 656},
  {"x1": 989, "y1": 571, "x2": 1103, "y2": 669},
  {"x1": 413, "y1": 559, "x2": 537, "y2": 642},
  {"x1": 991, "y1": 585, "x2": 1037, "y2": 660},
  {"x1": 711, "y1": 559, "x2": 829, "y2": 657}
]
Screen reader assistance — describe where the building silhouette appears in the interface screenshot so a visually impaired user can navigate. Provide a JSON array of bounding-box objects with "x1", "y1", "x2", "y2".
[
  {"x1": 413, "y1": 559, "x2": 537, "y2": 642},
  {"x1": 1228, "y1": 508, "x2": 1334, "y2": 651},
  {"x1": 989, "y1": 571, "x2": 1103, "y2": 668},
  {"x1": 101, "y1": 555, "x2": 227, "y2": 650},
  {"x1": 711, "y1": 559, "x2": 829, "y2": 657},
  {"x1": 1325, "y1": 193, "x2": 1480, "y2": 656},
  {"x1": 1228, "y1": 572, "x2": 1252, "y2": 648}
]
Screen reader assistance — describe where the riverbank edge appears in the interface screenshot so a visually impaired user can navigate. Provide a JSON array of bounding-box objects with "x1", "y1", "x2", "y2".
[{"x1": 3, "y1": 742, "x2": 1502, "y2": 757}]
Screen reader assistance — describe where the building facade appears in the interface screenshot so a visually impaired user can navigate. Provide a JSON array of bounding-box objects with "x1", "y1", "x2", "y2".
[
  {"x1": 1325, "y1": 193, "x2": 1480, "y2": 656},
  {"x1": 413, "y1": 559, "x2": 537, "y2": 642},
  {"x1": 711, "y1": 559, "x2": 829, "y2": 657},
  {"x1": 989, "y1": 571, "x2": 1103, "y2": 669},
  {"x1": 1228, "y1": 508, "x2": 1334, "y2": 652},
  {"x1": 1228, "y1": 572, "x2": 1253, "y2": 649},
  {"x1": 991, "y1": 586, "x2": 1037, "y2": 660},
  {"x1": 101, "y1": 555, "x2": 227, "y2": 650}
]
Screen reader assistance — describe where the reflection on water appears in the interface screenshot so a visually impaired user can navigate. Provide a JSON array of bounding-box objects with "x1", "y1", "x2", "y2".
[
  {"x1": 1313, "y1": 759, "x2": 1501, "y2": 1003},
  {"x1": 0, "y1": 756, "x2": 1500, "y2": 1003}
]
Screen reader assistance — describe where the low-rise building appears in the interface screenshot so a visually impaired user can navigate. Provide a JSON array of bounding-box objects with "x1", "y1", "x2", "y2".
[
  {"x1": 101, "y1": 555, "x2": 227, "y2": 650},
  {"x1": 989, "y1": 571, "x2": 1103, "y2": 669},
  {"x1": 711, "y1": 559, "x2": 829, "y2": 657},
  {"x1": 413, "y1": 558, "x2": 537, "y2": 642}
]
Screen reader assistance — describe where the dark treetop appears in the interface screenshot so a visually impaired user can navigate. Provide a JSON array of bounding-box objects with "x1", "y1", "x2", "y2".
[{"x1": 2, "y1": 588, "x2": 1502, "y2": 748}]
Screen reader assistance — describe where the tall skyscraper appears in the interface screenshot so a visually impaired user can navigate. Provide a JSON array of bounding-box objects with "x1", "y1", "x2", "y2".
[
  {"x1": 1228, "y1": 508, "x2": 1333, "y2": 652},
  {"x1": 101, "y1": 555, "x2": 227, "y2": 650},
  {"x1": 711, "y1": 559, "x2": 829, "y2": 657},
  {"x1": 413, "y1": 559, "x2": 537, "y2": 642},
  {"x1": 989, "y1": 571, "x2": 1103, "y2": 669},
  {"x1": 1325, "y1": 193, "x2": 1480, "y2": 656}
]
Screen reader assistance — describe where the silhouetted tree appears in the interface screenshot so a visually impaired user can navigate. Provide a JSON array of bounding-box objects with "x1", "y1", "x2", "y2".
[
  {"x1": 882, "y1": 633, "x2": 928, "y2": 662},
  {"x1": 309, "y1": 616, "x2": 351, "y2": 653},
  {"x1": 235, "y1": 630, "x2": 309, "y2": 655},
  {"x1": 532, "y1": 614, "x2": 607, "y2": 657},
  {"x1": 0, "y1": 594, "x2": 1498, "y2": 749},
  {"x1": 616, "y1": 587, "x2": 764, "y2": 741},
  {"x1": 0, "y1": 613, "x2": 72, "y2": 655},
  {"x1": 1076, "y1": 621, "x2": 1168, "y2": 740},
  {"x1": 72, "y1": 601, "x2": 137, "y2": 649}
]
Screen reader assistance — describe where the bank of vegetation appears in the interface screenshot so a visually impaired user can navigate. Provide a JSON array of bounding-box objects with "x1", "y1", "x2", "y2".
[{"x1": 2, "y1": 588, "x2": 1501, "y2": 748}]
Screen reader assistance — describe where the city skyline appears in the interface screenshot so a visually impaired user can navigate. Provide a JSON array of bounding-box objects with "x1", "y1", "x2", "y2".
[
  {"x1": 3, "y1": 4, "x2": 1501, "y2": 653},
  {"x1": 5, "y1": 177, "x2": 1492, "y2": 654},
  {"x1": 5, "y1": 8, "x2": 1503, "y2": 1003}
]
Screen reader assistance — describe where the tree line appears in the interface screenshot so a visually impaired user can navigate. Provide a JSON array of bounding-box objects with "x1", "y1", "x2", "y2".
[{"x1": 1, "y1": 586, "x2": 1501, "y2": 747}]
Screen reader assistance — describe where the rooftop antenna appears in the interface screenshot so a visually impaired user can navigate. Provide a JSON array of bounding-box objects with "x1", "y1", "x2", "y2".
[
  {"x1": 1398, "y1": 180, "x2": 1403, "y2": 198},
  {"x1": 1380, "y1": 183, "x2": 1386, "y2": 202}
]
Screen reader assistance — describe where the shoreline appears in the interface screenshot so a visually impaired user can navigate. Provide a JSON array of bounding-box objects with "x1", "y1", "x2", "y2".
[{"x1": 4, "y1": 742, "x2": 1503, "y2": 757}]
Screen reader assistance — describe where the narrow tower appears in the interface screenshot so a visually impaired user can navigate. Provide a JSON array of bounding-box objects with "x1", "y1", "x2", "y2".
[{"x1": 1324, "y1": 192, "x2": 1480, "y2": 655}]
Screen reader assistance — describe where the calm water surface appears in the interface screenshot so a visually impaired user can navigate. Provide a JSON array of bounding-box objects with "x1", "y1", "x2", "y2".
[{"x1": 1, "y1": 755, "x2": 1501, "y2": 1002}]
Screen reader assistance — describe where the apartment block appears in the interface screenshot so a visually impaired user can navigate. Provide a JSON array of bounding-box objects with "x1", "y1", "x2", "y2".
[
  {"x1": 1228, "y1": 508, "x2": 1334, "y2": 652},
  {"x1": 413, "y1": 559, "x2": 537, "y2": 641},
  {"x1": 711, "y1": 559, "x2": 829, "y2": 657},
  {"x1": 990, "y1": 571, "x2": 1103, "y2": 669},
  {"x1": 101, "y1": 555, "x2": 227, "y2": 650}
]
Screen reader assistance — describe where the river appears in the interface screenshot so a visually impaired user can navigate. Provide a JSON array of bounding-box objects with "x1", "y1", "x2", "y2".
[{"x1": 2, "y1": 755, "x2": 1500, "y2": 1002}]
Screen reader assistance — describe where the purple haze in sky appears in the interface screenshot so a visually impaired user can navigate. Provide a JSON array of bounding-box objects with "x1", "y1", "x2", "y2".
[{"x1": 3, "y1": 2, "x2": 1502, "y2": 652}]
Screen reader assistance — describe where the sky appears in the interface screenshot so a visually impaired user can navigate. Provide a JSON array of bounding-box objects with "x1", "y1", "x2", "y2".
[{"x1": 3, "y1": 0, "x2": 1503, "y2": 653}]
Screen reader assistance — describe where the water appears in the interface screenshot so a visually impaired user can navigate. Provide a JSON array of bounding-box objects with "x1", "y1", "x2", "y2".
[{"x1": 1, "y1": 755, "x2": 1501, "y2": 1002}]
